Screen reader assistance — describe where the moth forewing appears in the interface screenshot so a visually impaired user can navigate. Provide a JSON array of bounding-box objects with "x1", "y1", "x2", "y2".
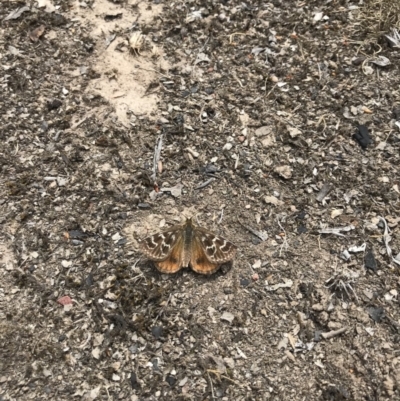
[
  {"x1": 194, "y1": 228, "x2": 237, "y2": 264},
  {"x1": 139, "y1": 228, "x2": 182, "y2": 262}
]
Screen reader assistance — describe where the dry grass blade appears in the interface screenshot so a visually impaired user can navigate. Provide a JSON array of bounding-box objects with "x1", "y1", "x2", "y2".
[{"x1": 356, "y1": 0, "x2": 400, "y2": 39}]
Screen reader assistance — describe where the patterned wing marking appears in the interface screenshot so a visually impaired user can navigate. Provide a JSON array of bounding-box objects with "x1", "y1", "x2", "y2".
[
  {"x1": 138, "y1": 228, "x2": 182, "y2": 262},
  {"x1": 195, "y1": 228, "x2": 237, "y2": 264},
  {"x1": 154, "y1": 233, "x2": 185, "y2": 273},
  {"x1": 189, "y1": 234, "x2": 221, "y2": 275}
]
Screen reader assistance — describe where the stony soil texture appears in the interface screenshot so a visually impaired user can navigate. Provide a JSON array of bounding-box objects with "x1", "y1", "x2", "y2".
[{"x1": 1, "y1": 0, "x2": 400, "y2": 400}]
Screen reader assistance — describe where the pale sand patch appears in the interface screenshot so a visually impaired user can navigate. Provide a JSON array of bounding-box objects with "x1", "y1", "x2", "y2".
[
  {"x1": 0, "y1": 243, "x2": 15, "y2": 271},
  {"x1": 70, "y1": 0, "x2": 169, "y2": 126}
]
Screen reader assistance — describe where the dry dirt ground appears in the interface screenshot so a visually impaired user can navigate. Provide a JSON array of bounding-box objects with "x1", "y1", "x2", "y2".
[{"x1": 1, "y1": 0, "x2": 400, "y2": 400}]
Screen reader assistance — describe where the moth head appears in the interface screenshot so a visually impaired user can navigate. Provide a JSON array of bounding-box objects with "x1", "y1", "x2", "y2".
[{"x1": 185, "y1": 217, "x2": 195, "y2": 227}]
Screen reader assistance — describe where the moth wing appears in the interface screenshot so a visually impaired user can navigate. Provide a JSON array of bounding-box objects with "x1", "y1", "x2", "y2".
[
  {"x1": 194, "y1": 227, "x2": 237, "y2": 264},
  {"x1": 154, "y1": 233, "x2": 185, "y2": 274},
  {"x1": 138, "y1": 226, "x2": 182, "y2": 262},
  {"x1": 189, "y1": 234, "x2": 221, "y2": 275}
]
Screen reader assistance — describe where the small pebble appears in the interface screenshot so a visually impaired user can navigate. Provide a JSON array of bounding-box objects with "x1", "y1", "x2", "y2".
[
  {"x1": 166, "y1": 375, "x2": 176, "y2": 386},
  {"x1": 240, "y1": 278, "x2": 250, "y2": 287},
  {"x1": 138, "y1": 203, "x2": 151, "y2": 210},
  {"x1": 151, "y1": 326, "x2": 163, "y2": 339},
  {"x1": 367, "y1": 307, "x2": 384, "y2": 323},
  {"x1": 130, "y1": 372, "x2": 139, "y2": 389}
]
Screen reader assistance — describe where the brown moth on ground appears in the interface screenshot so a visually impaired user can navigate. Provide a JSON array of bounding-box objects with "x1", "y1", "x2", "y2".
[{"x1": 138, "y1": 218, "x2": 237, "y2": 274}]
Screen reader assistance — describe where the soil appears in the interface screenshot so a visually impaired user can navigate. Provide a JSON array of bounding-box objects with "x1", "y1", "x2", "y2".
[{"x1": 1, "y1": 0, "x2": 400, "y2": 400}]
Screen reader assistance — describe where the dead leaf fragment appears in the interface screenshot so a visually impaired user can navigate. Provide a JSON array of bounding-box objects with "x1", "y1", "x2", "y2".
[
  {"x1": 92, "y1": 347, "x2": 101, "y2": 359},
  {"x1": 8, "y1": 45, "x2": 22, "y2": 56},
  {"x1": 221, "y1": 311, "x2": 235, "y2": 323},
  {"x1": 287, "y1": 126, "x2": 302, "y2": 138},
  {"x1": 316, "y1": 183, "x2": 332, "y2": 202},
  {"x1": 161, "y1": 183, "x2": 183, "y2": 197},
  {"x1": 261, "y1": 135, "x2": 275, "y2": 147},
  {"x1": 370, "y1": 55, "x2": 391, "y2": 67},
  {"x1": 93, "y1": 333, "x2": 104, "y2": 346},
  {"x1": 30, "y1": 25, "x2": 45, "y2": 42},
  {"x1": 331, "y1": 209, "x2": 343, "y2": 219},
  {"x1": 255, "y1": 126, "x2": 276, "y2": 147},
  {"x1": 255, "y1": 126, "x2": 272, "y2": 137},
  {"x1": 194, "y1": 52, "x2": 210, "y2": 64},
  {"x1": 266, "y1": 279, "x2": 293, "y2": 291},
  {"x1": 85, "y1": 386, "x2": 101, "y2": 401},
  {"x1": 275, "y1": 165, "x2": 292, "y2": 179},
  {"x1": 265, "y1": 195, "x2": 284, "y2": 206}
]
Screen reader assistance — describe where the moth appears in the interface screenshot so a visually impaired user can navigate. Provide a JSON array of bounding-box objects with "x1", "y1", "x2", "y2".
[{"x1": 138, "y1": 218, "x2": 237, "y2": 274}]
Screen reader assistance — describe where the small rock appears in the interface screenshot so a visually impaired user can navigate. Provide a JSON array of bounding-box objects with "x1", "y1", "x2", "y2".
[
  {"x1": 365, "y1": 249, "x2": 377, "y2": 272},
  {"x1": 221, "y1": 311, "x2": 235, "y2": 323},
  {"x1": 47, "y1": 98, "x2": 62, "y2": 110},
  {"x1": 186, "y1": 147, "x2": 199, "y2": 158},
  {"x1": 350, "y1": 105, "x2": 358, "y2": 115},
  {"x1": 331, "y1": 209, "x2": 343, "y2": 219},
  {"x1": 312, "y1": 303, "x2": 324, "y2": 312},
  {"x1": 314, "y1": 331, "x2": 322, "y2": 342},
  {"x1": 41, "y1": 121, "x2": 49, "y2": 132},
  {"x1": 179, "y1": 377, "x2": 188, "y2": 386},
  {"x1": 129, "y1": 345, "x2": 139, "y2": 354},
  {"x1": 151, "y1": 326, "x2": 163, "y2": 339},
  {"x1": 353, "y1": 125, "x2": 372, "y2": 149},
  {"x1": 92, "y1": 347, "x2": 100, "y2": 359},
  {"x1": 367, "y1": 306, "x2": 385, "y2": 323},
  {"x1": 85, "y1": 273, "x2": 94, "y2": 287},
  {"x1": 138, "y1": 203, "x2": 151, "y2": 210},
  {"x1": 224, "y1": 357, "x2": 235, "y2": 368},
  {"x1": 130, "y1": 372, "x2": 139, "y2": 389},
  {"x1": 261, "y1": 135, "x2": 275, "y2": 147},
  {"x1": 297, "y1": 225, "x2": 307, "y2": 234},
  {"x1": 287, "y1": 126, "x2": 302, "y2": 138},
  {"x1": 313, "y1": 12, "x2": 323, "y2": 22},
  {"x1": 166, "y1": 375, "x2": 176, "y2": 386},
  {"x1": 383, "y1": 376, "x2": 394, "y2": 396},
  {"x1": 240, "y1": 278, "x2": 250, "y2": 287}
]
